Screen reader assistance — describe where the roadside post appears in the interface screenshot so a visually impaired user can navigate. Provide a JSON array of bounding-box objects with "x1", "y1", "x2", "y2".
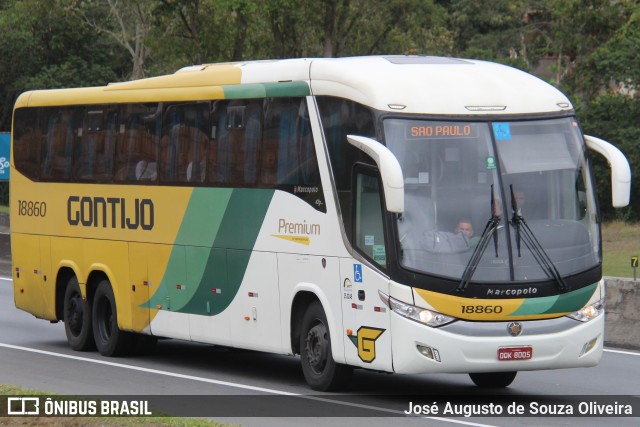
[{"x1": 631, "y1": 255, "x2": 638, "y2": 283}]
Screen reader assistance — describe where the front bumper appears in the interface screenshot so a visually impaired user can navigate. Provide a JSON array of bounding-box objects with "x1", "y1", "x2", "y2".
[{"x1": 391, "y1": 311, "x2": 603, "y2": 374}]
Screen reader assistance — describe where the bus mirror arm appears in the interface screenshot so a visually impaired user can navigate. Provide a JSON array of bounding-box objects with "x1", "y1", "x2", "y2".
[
  {"x1": 347, "y1": 135, "x2": 404, "y2": 213},
  {"x1": 584, "y1": 135, "x2": 631, "y2": 208}
]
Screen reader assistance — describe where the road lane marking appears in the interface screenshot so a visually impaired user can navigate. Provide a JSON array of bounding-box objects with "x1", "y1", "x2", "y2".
[
  {"x1": 0, "y1": 342, "x2": 497, "y2": 426},
  {"x1": 604, "y1": 348, "x2": 640, "y2": 357}
]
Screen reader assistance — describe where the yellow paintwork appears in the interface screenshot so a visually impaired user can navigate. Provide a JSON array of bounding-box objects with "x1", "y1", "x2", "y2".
[
  {"x1": 10, "y1": 170, "x2": 190, "y2": 330},
  {"x1": 414, "y1": 288, "x2": 566, "y2": 321},
  {"x1": 13, "y1": 65, "x2": 241, "y2": 108}
]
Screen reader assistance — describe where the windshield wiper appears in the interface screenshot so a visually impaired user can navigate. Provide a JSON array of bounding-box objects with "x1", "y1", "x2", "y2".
[
  {"x1": 456, "y1": 186, "x2": 501, "y2": 293},
  {"x1": 509, "y1": 185, "x2": 569, "y2": 293}
]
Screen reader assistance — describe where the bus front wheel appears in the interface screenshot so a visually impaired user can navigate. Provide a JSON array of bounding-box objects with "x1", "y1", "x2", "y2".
[
  {"x1": 92, "y1": 280, "x2": 134, "y2": 357},
  {"x1": 63, "y1": 276, "x2": 95, "y2": 351},
  {"x1": 469, "y1": 371, "x2": 517, "y2": 388},
  {"x1": 300, "y1": 301, "x2": 352, "y2": 391}
]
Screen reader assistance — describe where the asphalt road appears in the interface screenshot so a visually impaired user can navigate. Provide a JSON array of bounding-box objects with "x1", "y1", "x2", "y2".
[{"x1": 0, "y1": 276, "x2": 638, "y2": 426}]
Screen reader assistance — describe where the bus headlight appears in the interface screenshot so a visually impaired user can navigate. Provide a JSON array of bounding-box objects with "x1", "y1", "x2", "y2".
[
  {"x1": 566, "y1": 299, "x2": 604, "y2": 322},
  {"x1": 388, "y1": 296, "x2": 455, "y2": 327}
]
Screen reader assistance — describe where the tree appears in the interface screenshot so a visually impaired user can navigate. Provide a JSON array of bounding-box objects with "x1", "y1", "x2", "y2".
[
  {"x1": 67, "y1": 0, "x2": 154, "y2": 79},
  {"x1": 0, "y1": 0, "x2": 127, "y2": 131}
]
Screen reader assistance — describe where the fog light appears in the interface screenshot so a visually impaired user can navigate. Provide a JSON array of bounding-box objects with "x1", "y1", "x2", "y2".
[
  {"x1": 417, "y1": 344, "x2": 441, "y2": 362},
  {"x1": 580, "y1": 337, "x2": 598, "y2": 357}
]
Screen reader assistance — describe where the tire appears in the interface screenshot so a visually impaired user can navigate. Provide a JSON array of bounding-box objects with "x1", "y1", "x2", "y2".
[
  {"x1": 300, "y1": 301, "x2": 352, "y2": 391},
  {"x1": 469, "y1": 371, "x2": 517, "y2": 388},
  {"x1": 92, "y1": 279, "x2": 135, "y2": 357},
  {"x1": 63, "y1": 276, "x2": 95, "y2": 351}
]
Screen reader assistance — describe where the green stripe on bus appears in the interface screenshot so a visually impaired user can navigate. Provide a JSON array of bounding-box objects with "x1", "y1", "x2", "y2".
[
  {"x1": 222, "y1": 82, "x2": 310, "y2": 99},
  {"x1": 542, "y1": 283, "x2": 597, "y2": 314},
  {"x1": 510, "y1": 283, "x2": 597, "y2": 316},
  {"x1": 509, "y1": 294, "x2": 558, "y2": 316},
  {"x1": 143, "y1": 188, "x2": 275, "y2": 316},
  {"x1": 175, "y1": 187, "x2": 233, "y2": 247},
  {"x1": 264, "y1": 82, "x2": 310, "y2": 97}
]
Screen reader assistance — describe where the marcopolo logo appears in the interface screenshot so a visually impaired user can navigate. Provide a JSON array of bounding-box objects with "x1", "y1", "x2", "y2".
[{"x1": 67, "y1": 196, "x2": 154, "y2": 230}]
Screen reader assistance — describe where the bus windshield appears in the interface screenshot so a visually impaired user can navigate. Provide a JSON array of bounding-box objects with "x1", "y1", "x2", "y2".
[{"x1": 384, "y1": 117, "x2": 600, "y2": 284}]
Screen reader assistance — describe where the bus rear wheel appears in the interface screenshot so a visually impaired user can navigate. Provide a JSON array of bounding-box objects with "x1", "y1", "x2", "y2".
[
  {"x1": 300, "y1": 301, "x2": 352, "y2": 391},
  {"x1": 63, "y1": 276, "x2": 95, "y2": 351},
  {"x1": 469, "y1": 371, "x2": 517, "y2": 388},
  {"x1": 92, "y1": 280, "x2": 134, "y2": 357}
]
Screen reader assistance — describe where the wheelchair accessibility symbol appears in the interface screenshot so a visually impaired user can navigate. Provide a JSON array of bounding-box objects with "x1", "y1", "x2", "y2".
[{"x1": 353, "y1": 264, "x2": 363, "y2": 283}]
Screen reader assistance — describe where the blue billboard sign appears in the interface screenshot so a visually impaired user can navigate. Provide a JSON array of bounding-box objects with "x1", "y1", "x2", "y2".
[{"x1": 0, "y1": 133, "x2": 9, "y2": 181}]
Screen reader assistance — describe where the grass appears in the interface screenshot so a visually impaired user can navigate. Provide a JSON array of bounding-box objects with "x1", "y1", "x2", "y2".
[
  {"x1": 601, "y1": 221, "x2": 640, "y2": 278},
  {"x1": 0, "y1": 384, "x2": 235, "y2": 427},
  {"x1": 0, "y1": 205, "x2": 7, "y2": 214}
]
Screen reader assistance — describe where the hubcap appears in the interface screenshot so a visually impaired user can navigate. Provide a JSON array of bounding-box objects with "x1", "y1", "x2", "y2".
[
  {"x1": 305, "y1": 322, "x2": 328, "y2": 375},
  {"x1": 66, "y1": 292, "x2": 83, "y2": 335}
]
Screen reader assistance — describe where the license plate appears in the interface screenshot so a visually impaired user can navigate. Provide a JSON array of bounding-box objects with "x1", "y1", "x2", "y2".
[{"x1": 498, "y1": 346, "x2": 532, "y2": 361}]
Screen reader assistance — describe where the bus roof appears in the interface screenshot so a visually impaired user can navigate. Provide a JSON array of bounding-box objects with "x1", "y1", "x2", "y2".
[{"x1": 15, "y1": 56, "x2": 572, "y2": 116}]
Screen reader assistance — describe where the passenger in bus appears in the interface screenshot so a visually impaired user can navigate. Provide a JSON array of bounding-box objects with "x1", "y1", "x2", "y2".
[
  {"x1": 455, "y1": 219, "x2": 480, "y2": 247},
  {"x1": 135, "y1": 159, "x2": 157, "y2": 181}
]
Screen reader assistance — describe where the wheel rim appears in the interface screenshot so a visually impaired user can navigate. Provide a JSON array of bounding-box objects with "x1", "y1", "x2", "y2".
[
  {"x1": 66, "y1": 291, "x2": 84, "y2": 336},
  {"x1": 305, "y1": 322, "x2": 329, "y2": 375}
]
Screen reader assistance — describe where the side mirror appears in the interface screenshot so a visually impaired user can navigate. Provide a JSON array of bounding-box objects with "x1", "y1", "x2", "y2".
[
  {"x1": 584, "y1": 135, "x2": 631, "y2": 208},
  {"x1": 347, "y1": 135, "x2": 404, "y2": 213}
]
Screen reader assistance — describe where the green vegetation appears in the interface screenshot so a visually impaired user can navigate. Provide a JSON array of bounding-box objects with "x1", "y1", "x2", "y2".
[
  {"x1": 602, "y1": 221, "x2": 640, "y2": 278},
  {"x1": 0, "y1": 384, "x2": 234, "y2": 427}
]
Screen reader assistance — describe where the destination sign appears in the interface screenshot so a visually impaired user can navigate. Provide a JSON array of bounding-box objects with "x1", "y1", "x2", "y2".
[{"x1": 407, "y1": 123, "x2": 478, "y2": 140}]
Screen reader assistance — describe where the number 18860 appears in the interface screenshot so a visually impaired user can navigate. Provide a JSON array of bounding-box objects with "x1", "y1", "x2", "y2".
[
  {"x1": 461, "y1": 305, "x2": 503, "y2": 314},
  {"x1": 17, "y1": 200, "x2": 47, "y2": 217}
]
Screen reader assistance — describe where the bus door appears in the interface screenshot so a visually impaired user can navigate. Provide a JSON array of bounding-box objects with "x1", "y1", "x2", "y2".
[{"x1": 340, "y1": 169, "x2": 392, "y2": 371}]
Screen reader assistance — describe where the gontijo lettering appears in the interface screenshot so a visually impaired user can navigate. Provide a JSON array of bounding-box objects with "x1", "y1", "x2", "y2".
[{"x1": 67, "y1": 196, "x2": 154, "y2": 230}]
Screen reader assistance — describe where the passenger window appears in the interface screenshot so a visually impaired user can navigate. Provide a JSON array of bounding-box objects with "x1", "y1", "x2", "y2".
[
  {"x1": 41, "y1": 108, "x2": 77, "y2": 180},
  {"x1": 12, "y1": 108, "x2": 42, "y2": 181},
  {"x1": 74, "y1": 107, "x2": 116, "y2": 182},
  {"x1": 208, "y1": 100, "x2": 262, "y2": 186},
  {"x1": 114, "y1": 104, "x2": 160, "y2": 183},
  {"x1": 160, "y1": 103, "x2": 210, "y2": 184}
]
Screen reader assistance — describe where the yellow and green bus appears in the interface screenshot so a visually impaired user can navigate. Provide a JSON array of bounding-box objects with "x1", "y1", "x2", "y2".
[{"x1": 10, "y1": 56, "x2": 630, "y2": 391}]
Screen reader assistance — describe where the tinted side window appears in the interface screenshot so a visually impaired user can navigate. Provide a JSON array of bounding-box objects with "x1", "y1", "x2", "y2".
[
  {"x1": 74, "y1": 106, "x2": 117, "y2": 182},
  {"x1": 317, "y1": 97, "x2": 376, "y2": 235},
  {"x1": 316, "y1": 97, "x2": 376, "y2": 191},
  {"x1": 41, "y1": 108, "x2": 79, "y2": 180},
  {"x1": 12, "y1": 108, "x2": 42, "y2": 180},
  {"x1": 160, "y1": 103, "x2": 210, "y2": 184},
  {"x1": 209, "y1": 100, "x2": 262, "y2": 186},
  {"x1": 264, "y1": 98, "x2": 320, "y2": 187},
  {"x1": 114, "y1": 104, "x2": 161, "y2": 182}
]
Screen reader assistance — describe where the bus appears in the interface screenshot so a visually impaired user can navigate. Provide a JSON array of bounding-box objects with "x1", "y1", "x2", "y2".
[{"x1": 10, "y1": 56, "x2": 630, "y2": 391}]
